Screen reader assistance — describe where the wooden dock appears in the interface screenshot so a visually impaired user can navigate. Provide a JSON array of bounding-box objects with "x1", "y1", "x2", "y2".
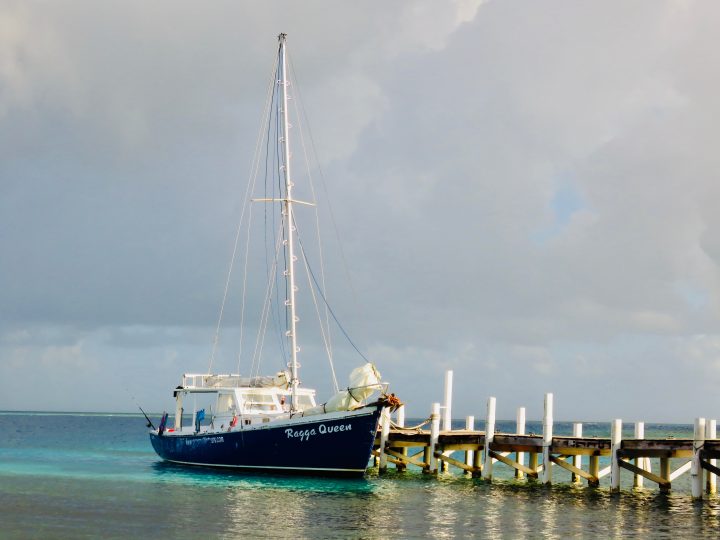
[{"x1": 372, "y1": 371, "x2": 719, "y2": 499}]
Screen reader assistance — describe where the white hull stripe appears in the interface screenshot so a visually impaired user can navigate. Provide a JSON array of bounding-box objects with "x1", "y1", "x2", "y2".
[{"x1": 166, "y1": 459, "x2": 365, "y2": 473}]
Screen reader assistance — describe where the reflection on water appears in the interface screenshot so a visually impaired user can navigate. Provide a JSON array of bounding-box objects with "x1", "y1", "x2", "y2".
[{"x1": 2, "y1": 414, "x2": 720, "y2": 539}]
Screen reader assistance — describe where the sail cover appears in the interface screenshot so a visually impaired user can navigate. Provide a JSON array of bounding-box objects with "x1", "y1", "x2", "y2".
[{"x1": 302, "y1": 363, "x2": 382, "y2": 415}]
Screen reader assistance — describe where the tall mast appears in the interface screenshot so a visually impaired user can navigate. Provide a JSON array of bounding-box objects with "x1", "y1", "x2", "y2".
[{"x1": 278, "y1": 33, "x2": 301, "y2": 410}]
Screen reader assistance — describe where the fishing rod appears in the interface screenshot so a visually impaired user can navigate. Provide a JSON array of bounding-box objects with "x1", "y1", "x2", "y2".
[{"x1": 138, "y1": 405, "x2": 156, "y2": 430}]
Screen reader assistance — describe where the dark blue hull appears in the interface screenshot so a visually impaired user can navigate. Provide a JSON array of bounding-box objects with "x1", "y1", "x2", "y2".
[{"x1": 149, "y1": 407, "x2": 381, "y2": 477}]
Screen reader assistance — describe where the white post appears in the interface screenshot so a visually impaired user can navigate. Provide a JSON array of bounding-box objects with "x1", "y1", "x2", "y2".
[
  {"x1": 516, "y1": 407, "x2": 526, "y2": 479},
  {"x1": 483, "y1": 397, "x2": 496, "y2": 481},
  {"x1": 427, "y1": 402, "x2": 441, "y2": 474},
  {"x1": 465, "y1": 415, "x2": 475, "y2": 474},
  {"x1": 174, "y1": 393, "x2": 183, "y2": 430},
  {"x1": 610, "y1": 419, "x2": 622, "y2": 492},
  {"x1": 378, "y1": 408, "x2": 390, "y2": 472},
  {"x1": 443, "y1": 370, "x2": 453, "y2": 432},
  {"x1": 542, "y1": 393, "x2": 553, "y2": 484},
  {"x1": 396, "y1": 404, "x2": 407, "y2": 470},
  {"x1": 572, "y1": 423, "x2": 583, "y2": 484},
  {"x1": 707, "y1": 419, "x2": 717, "y2": 495},
  {"x1": 633, "y1": 422, "x2": 644, "y2": 488},
  {"x1": 692, "y1": 417, "x2": 706, "y2": 500}
]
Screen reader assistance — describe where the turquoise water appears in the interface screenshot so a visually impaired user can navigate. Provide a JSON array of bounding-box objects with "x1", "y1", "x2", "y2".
[{"x1": 1, "y1": 413, "x2": 718, "y2": 538}]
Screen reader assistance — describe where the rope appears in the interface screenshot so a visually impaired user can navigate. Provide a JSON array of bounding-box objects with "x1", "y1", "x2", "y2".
[
  {"x1": 288, "y1": 53, "x2": 362, "y2": 317},
  {"x1": 296, "y1": 232, "x2": 369, "y2": 363},
  {"x1": 262, "y1": 64, "x2": 289, "y2": 369},
  {"x1": 389, "y1": 418, "x2": 431, "y2": 431},
  {"x1": 248, "y1": 220, "x2": 285, "y2": 379},
  {"x1": 297, "y1": 224, "x2": 339, "y2": 392},
  {"x1": 289, "y1": 63, "x2": 335, "y2": 370}
]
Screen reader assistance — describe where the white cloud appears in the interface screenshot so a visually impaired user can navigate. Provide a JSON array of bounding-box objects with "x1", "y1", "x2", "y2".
[{"x1": 1, "y1": 1, "x2": 720, "y2": 420}]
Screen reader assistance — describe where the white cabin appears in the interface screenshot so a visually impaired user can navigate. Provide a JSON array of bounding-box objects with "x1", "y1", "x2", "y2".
[{"x1": 168, "y1": 372, "x2": 317, "y2": 434}]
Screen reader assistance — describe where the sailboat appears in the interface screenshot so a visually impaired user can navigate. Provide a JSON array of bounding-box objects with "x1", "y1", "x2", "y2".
[{"x1": 149, "y1": 34, "x2": 396, "y2": 476}]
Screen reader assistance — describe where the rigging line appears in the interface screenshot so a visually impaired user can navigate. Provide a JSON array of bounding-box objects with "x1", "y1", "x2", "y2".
[
  {"x1": 296, "y1": 223, "x2": 339, "y2": 393},
  {"x1": 263, "y1": 61, "x2": 275, "y2": 302},
  {"x1": 233, "y1": 55, "x2": 281, "y2": 376},
  {"x1": 235, "y1": 202, "x2": 255, "y2": 377},
  {"x1": 273, "y1": 67, "x2": 290, "y2": 351},
  {"x1": 263, "y1": 60, "x2": 289, "y2": 368},
  {"x1": 248, "y1": 220, "x2": 285, "y2": 379},
  {"x1": 296, "y1": 229, "x2": 370, "y2": 364},
  {"x1": 257, "y1": 219, "x2": 289, "y2": 377},
  {"x1": 271, "y1": 75, "x2": 290, "y2": 366},
  {"x1": 288, "y1": 52, "x2": 364, "y2": 319},
  {"x1": 208, "y1": 54, "x2": 278, "y2": 374},
  {"x1": 288, "y1": 63, "x2": 334, "y2": 365}
]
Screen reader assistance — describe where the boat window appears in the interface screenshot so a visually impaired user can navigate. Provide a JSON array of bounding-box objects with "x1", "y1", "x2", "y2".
[
  {"x1": 216, "y1": 394, "x2": 236, "y2": 413},
  {"x1": 242, "y1": 393, "x2": 277, "y2": 411},
  {"x1": 296, "y1": 395, "x2": 315, "y2": 408}
]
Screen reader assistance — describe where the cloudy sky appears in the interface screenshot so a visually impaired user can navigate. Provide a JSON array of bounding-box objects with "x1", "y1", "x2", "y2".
[{"x1": 1, "y1": 0, "x2": 719, "y2": 422}]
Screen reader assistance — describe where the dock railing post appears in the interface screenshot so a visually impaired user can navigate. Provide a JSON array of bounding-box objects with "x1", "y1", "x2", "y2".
[
  {"x1": 572, "y1": 422, "x2": 582, "y2": 484},
  {"x1": 443, "y1": 370, "x2": 453, "y2": 432},
  {"x1": 610, "y1": 419, "x2": 622, "y2": 492},
  {"x1": 396, "y1": 405, "x2": 405, "y2": 428},
  {"x1": 483, "y1": 397, "x2": 496, "y2": 481},
  {"x1": 395, "y1": 405, "x2": 406, "y2": 471},
  {"x1": 440, "y1": 370, "x2": 453, "y2": 472},
  {"x1": 633, "y1": 421, "x2": 644, "y2": 488},
  {"x1": 542, "y1": 393, "x2": 553, "y2": 485},
  {"x1": 378, "y1": 407, "x2": 390, "y2": 473},
  {"x1": 426, "y1": 402, "x2": 440, "y2": 474},
  {"x1": 516, "y1": 407, "x2": 526, "y2": 479},
  {"x1": 692, "y1": 417, "x2": 706, "y2": 500},
  {"x1": 465, "y1": 415, "x2": 475, "y2": 475},
  {"x1": 707, "y1": 419, "x2": 717, "y2": 495}
]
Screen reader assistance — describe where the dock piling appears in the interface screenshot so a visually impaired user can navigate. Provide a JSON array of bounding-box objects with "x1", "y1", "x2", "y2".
[
  {"x1": 483, "y1": 396, "x2": 497, "y2": 481},
  {"x1": 706, "y1": 419, "x2": 717, "y2": 494},
  {"x1": 610, "y1": 419, "x2": 622, "y2": 492},
  {"x1": 633, "y1": 422, "x2": 644, "y2": 488},
  {"x1": 442, "y1": 370, "x2": 453, "y2": 432},
  {"x1": 440, "y1": 371, "x2": 453, "y2": 471},
  {"x1": 426, "y1": 402, "x2": 440, "y2": 474},
  {"x1": 572, "y1": 422, "x2": 583, "y2": 484},
  {"x1": 465, "y1": 415, "x2": 475, "y2": 475},
  {"x1": 516, "y1": 407, "x2": 526, "y2": 479},
  {"x1": 692, "y1": 417, "x2": 706, "y2": 499},
  {"x1": 378, "y1": 407, "x2": 391, "y2": 473},
  {"x1": 588, "y1": 454, "x2": 600, "y2": 487},
  {"x1": 541, "y1": 393, "x2": 553, "y2": 485}
]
